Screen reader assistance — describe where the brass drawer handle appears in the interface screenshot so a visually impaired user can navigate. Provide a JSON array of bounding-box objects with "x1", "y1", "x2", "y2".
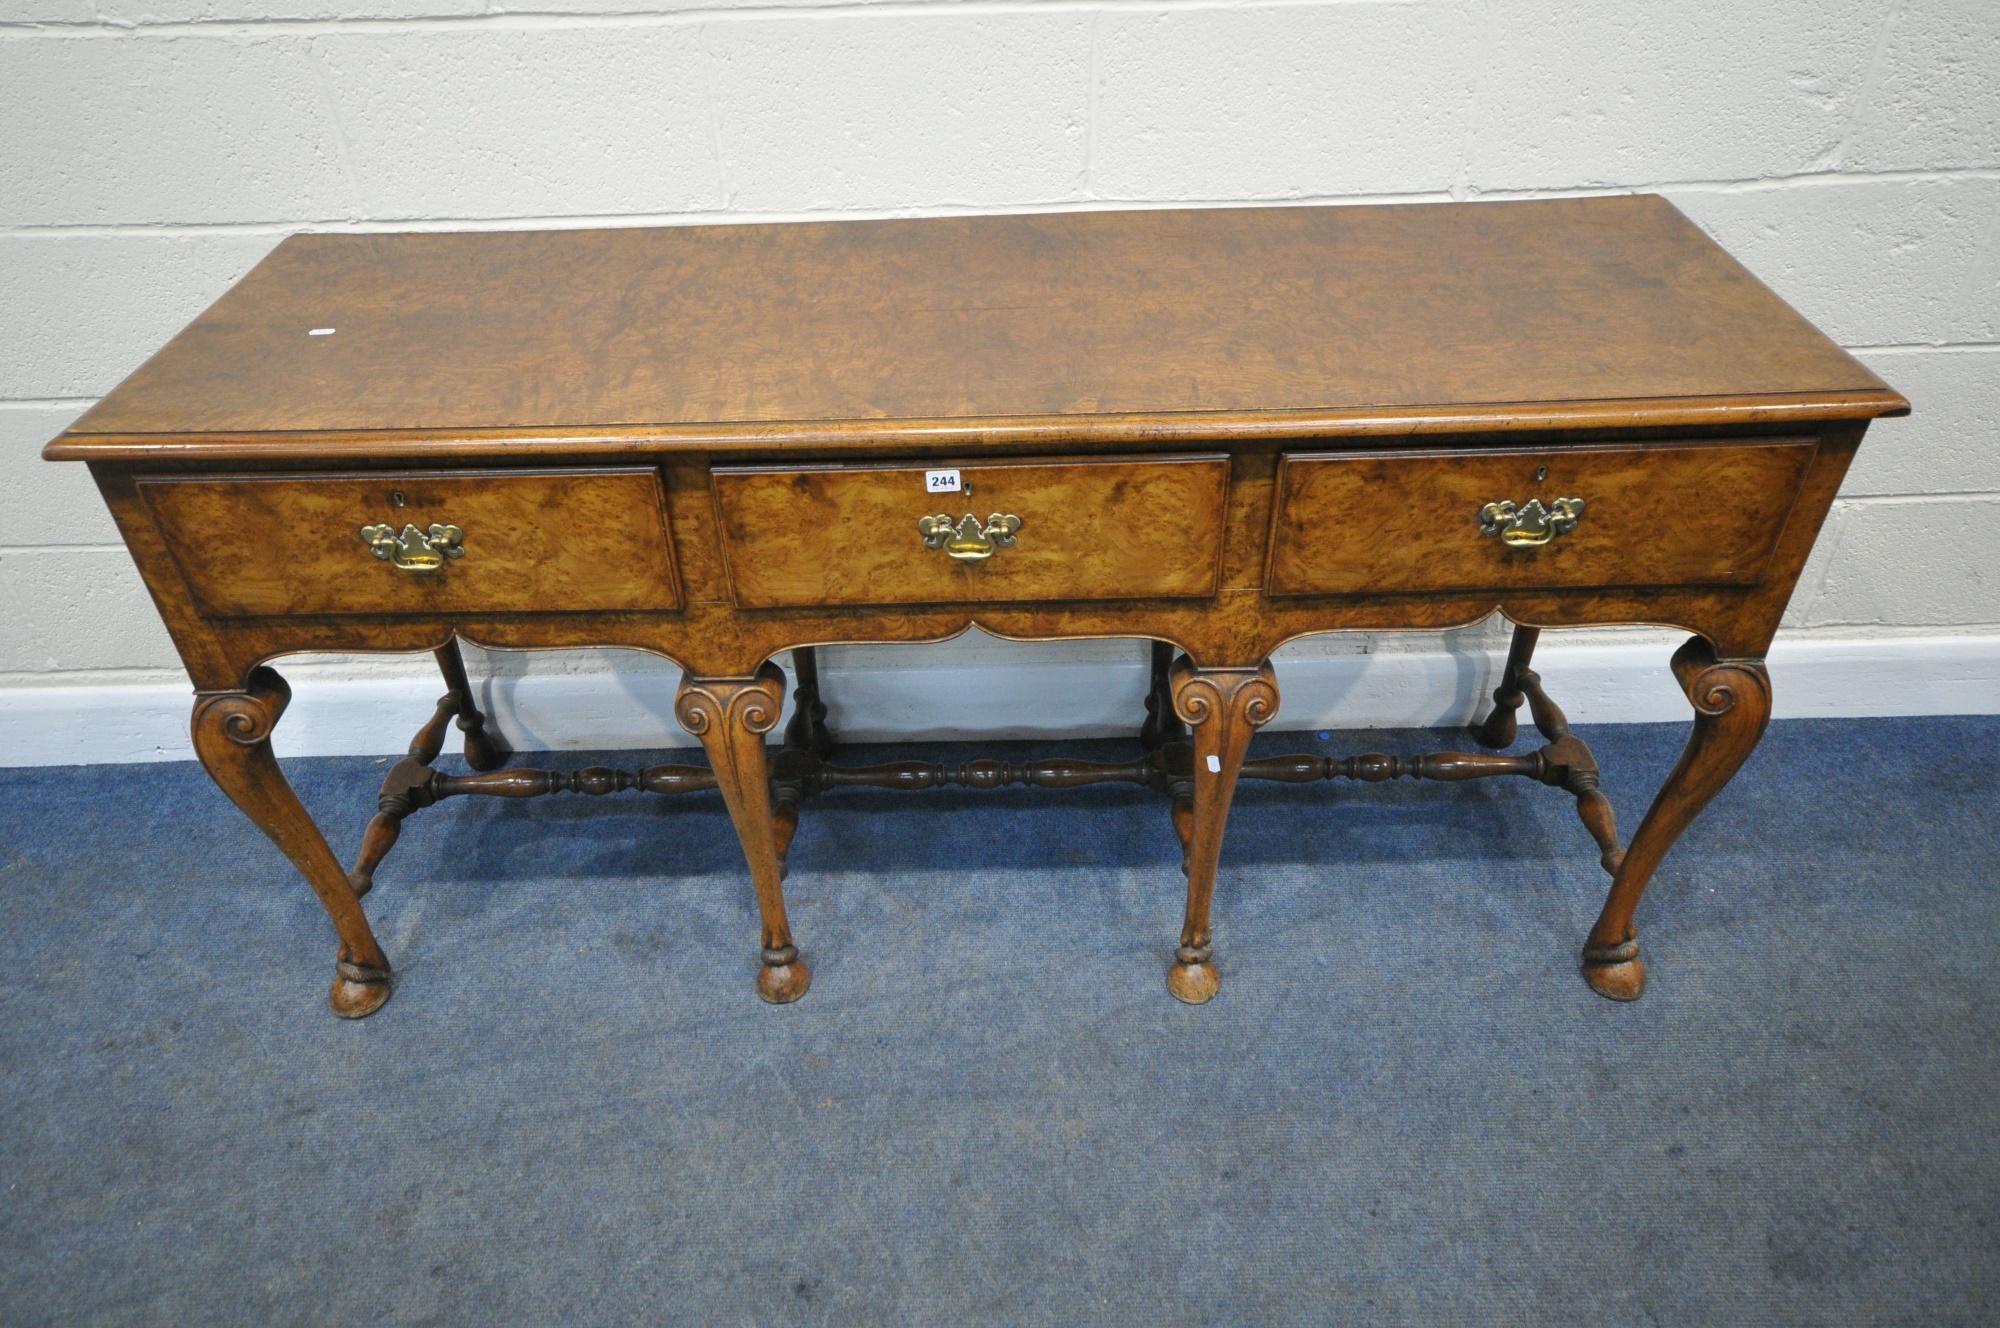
[
  {"x1": 918, "y1": 512, "x2": 1021, "y2": 563},
  {"x1": 360, "y1": 522, "x2": 465, "y2": 572},
  {"x1": 1477, "y1": 497, "x2": 1584, "y2": 548}
]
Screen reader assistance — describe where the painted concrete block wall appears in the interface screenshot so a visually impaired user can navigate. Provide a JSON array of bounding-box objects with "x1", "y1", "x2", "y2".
[{"x1": 0, "y1": 0, "x2": 1995, "y2": 761}]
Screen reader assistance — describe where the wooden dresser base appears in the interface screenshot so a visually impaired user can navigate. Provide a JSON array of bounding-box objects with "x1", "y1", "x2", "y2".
[
  {"x1": 57, "y1": 200, "x2": 1881, "y2": 1022},
  {"x1": 329, "y1": 627, "x2": 1733, "y2": 1017}
]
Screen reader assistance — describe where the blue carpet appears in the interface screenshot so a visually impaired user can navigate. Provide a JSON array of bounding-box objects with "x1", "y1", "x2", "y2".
[{"x1": 1, "y1": 717, "x2": 1995, "y2": 1325}]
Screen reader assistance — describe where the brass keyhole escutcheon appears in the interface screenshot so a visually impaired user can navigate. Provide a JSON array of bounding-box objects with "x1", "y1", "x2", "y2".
[
  {"x1": 917, "y1": 512, "x2": 1022, "y2": 562},
  {"x1": 1477, "y1": 497, "x2": 1584, "y2": 548}
]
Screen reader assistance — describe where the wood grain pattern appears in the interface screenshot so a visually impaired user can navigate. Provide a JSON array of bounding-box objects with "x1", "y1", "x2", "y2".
[
  {"x1": 674, "y1": 664, "x2": 809, "y2": 1004},
  {"x1": 1267, "y1": 439, "x2": 1817, "y2": 596},
  {"x1": 42, "y1": 197, "x2": 1905, "y2": 1019},
  {"x1": 711, "y1": 455, "x2": 1229, "y2": 608},
  {"x1": 345, "y1": 641, "x2": 512, "y2": 898},
  {"x1": 52, "y1": 197, "x2": 1901, "y2": 460},
  {"x1": 190, "y1": 667, "x2": 392, "y2": 1018},
  {"x1": 138, "y1": 467, "x2": 680, "y2": 617},
  {"x1": 113, "y1": 563, "x2": 1822, "y2": 685},
  {"x1": 1167, "y1": 656, "x2": 1279, "y2": 1004},
  {"x1": 433, "y1": 638, "x2": 509, "y2": 772},
  {"x1": 48, "y1": 394, "x2": 1904, "y2": 464},
  {"x1": 1581, "y1": 637, "x2": 1773, "y2": 1001}
]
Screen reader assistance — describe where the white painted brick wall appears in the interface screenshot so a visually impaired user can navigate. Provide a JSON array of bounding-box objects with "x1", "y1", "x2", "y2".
[
  {"x1": 1848, "y1": 348, "x2": 1999, "y2": 495},
  {"x1": 0, "y1": 0, "x2": 1995, "y2": 750},
  {"x1": 320, "y1": 27, "x2": 724, "y2": 217},
  {"x1": 1092, "y1": 5, "x2": 1470, "y2": 198},
  {"x1": 0, "y1": 234, "x2": 275, "y2": 397},
  {"x1": 1464, "y1": 1, "x2": 1884, "y2": 188},
  {"x1": 707, "y1": 14, "x2": 1094, "y2": 211},
  {"x1": 1669, "y1": 179, "x2": 1999, "y2": 345},
  {"x1": 2, "y1": 35, "x2": 351, "y2": 224}
]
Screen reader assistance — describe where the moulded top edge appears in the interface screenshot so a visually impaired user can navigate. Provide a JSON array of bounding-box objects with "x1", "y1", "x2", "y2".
[{"x1": 44, "y1": 391, "x2": 1911, "y2": 465}]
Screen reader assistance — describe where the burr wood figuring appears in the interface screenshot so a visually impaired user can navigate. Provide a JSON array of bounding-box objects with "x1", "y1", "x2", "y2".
[{"x1": 46, "y1": 196, "x2": 1906, "y2": 1018}]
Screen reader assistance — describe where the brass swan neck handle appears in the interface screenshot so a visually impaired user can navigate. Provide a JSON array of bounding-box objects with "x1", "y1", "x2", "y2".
[
  {"x1": 1477, "y1": 497, "x2": 1584, "y2": 548},
  {"x1": 360, "y1": 522, "x2": 465, "y2": 572},
  {"x1": 918, "y1": 512, "x2": 1022, "y2": 562}
]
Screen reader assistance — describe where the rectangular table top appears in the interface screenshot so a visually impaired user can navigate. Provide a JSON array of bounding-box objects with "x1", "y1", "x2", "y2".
[{"x1": 51, "y1": 195, "x2": 1904, "y2": 461}]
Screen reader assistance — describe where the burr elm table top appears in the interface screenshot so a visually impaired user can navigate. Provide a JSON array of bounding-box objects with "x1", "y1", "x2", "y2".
[{"x1": 53, "y1": 195, "x2": 1898, "y2": 458}]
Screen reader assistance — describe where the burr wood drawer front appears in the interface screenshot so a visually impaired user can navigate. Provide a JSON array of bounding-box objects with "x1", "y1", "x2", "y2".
[
  {"x1": 711, "y1": 454, "x2": 1231, "y2": 608},
  {"x1": 137, "y1": 467, "x2": 681, "y2": 618},
  {"x1": 1265, "y1": 438, "x2": 1819, "y2": 596}
]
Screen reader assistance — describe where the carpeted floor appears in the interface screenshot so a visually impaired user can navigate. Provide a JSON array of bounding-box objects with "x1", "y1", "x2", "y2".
[{"x1": 1, "y1": 716, "x2": 1995, "y2": 1326}]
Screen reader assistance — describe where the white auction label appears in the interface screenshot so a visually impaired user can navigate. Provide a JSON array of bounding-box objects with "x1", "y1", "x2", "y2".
[
  {"x1": 925, "y1": 469, "x2": 962, "y2": 494},
  {"x1": 1206, "y1": 755, "x2": 1222, "y2": 773}
]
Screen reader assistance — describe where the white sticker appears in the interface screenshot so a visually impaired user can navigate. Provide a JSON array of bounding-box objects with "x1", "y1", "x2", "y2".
[
  {"x1": 925, "y1": 469, "x2": 962, "y2": 494},
  {"x1": 308, "y1": 327, "x2": 336, "y2": 336},
  {"x1": 1206, "y1": 755, "x2": 1221, "y2": 773}
]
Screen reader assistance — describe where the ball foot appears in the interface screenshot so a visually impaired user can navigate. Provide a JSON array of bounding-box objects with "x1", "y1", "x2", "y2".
[
  {"x1": 1582, "y1": 938, "x2": 1646, "y2": 1002},
  {"x1": 757, "y1": 946, "x2": 811, "y2": 1004},
  {"x1": 1167, "y1": 944, "x2": 1219, "y2": 1004}
]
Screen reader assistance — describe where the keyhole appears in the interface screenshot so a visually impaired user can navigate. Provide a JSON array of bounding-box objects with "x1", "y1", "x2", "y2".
[
  {"x1": 963, "y1": 482, "x2": 973, "y2": 498},
  {"x1": 1533, "y1": 466, "x2": 1548, "y2": 483},
  {"x1": 390, "y1": 491, "x2": 407, "y2": 508}
]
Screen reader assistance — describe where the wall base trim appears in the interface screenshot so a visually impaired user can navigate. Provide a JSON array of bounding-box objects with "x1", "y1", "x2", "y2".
[{"x1": 2, "y1": 632, "x2": 1995, "y2": 768}]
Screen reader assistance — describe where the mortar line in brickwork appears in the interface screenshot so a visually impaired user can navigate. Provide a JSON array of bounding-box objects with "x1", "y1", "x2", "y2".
[
  {"x1": 0, "y1": 544, "x2": 133, "y2": 556},
  {"x1": 1657, "y1": 166, "x2": 2000, "y2": 196},
  {"x1": 2, "y1": 168, "x2": 1996, "y2": 241},
  {"x1": 5, "y1": 0, "x2": 1451, "y2": 40},
  {"x1": 1848, "y1": 343, "x2": 2000, "y2": 357},
  {"x1": 1834, "y1": 492, "x2": 2000, "y2": 510}
]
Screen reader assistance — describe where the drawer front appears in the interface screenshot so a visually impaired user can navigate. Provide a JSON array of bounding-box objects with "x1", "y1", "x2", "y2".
[
  {"x1": 138, "y1": 467, "x2": 680, "y2": 617},
  {"x1": 1267, "y1": 438, "x2": 1817, "y2": 596},
  {"x1": 712, "y1": 455, "x2": 1230, "y2": 609}
]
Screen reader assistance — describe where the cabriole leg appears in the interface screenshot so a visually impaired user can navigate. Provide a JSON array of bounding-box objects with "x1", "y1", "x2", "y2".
[
  {"x1": 1582, "y1": 637, "x2": 1772, "y2": 1001},
  {"x1": 676, "y1": 663, "x2": 809, "y2": 1004},
  {"x1": 1166, "y1": 657, "x2": 1279, "y2": 1004},
  {"x1": 191, "y1": 667, "x2": 393, "y2": 1019}
]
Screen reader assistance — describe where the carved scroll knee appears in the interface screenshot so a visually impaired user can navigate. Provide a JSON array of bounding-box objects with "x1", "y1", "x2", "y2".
[
  {"x1": 1166, "y1": 657, "x2": 1278, "y2": 1004},
  {"x1": 677, "y1": 662, "x2": 810, "y2": 1004}
]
